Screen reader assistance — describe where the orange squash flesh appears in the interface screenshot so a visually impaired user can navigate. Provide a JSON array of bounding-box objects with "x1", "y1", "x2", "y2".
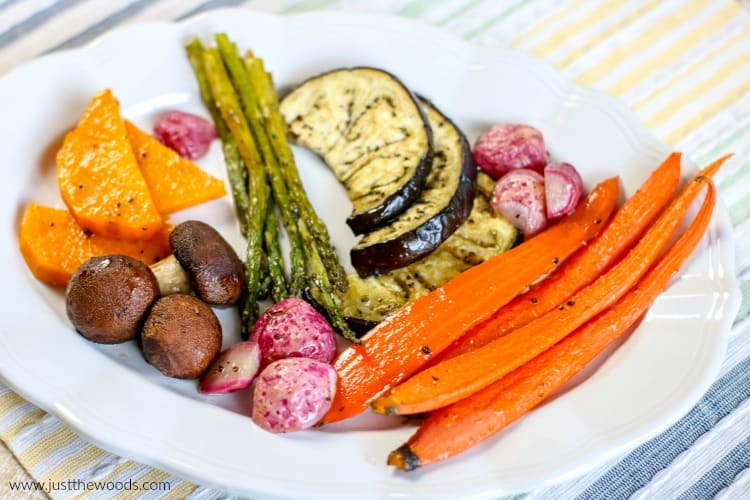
[
  {"x1": 19, "y1": 203, "x2": 171, "y2": 287},
  {"x1": 125, "y1": 120, "x2": 226, "y2": 214},
  {"x1": 56, "y1": 89, "x2": 162, "y2": 239}
]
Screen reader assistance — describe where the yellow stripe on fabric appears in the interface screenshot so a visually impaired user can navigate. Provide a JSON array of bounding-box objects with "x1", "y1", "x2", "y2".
[
  {"x1": 161, "y1": 480, "x2": 198, "y2": 499},
  {"x1": 557, "y1": 0, "x2": 661, "y2": 68},
  {"x1": 633, "y1": 26, "x2": 749, "y2": 111},
  {"x1": 0, "y1": 390, "x2": 27, "y2": 417},
  {"x1": 646, "y1": 49, "x2": 750, "y2": 129},
  {"x1": 608, "y1": 1, "x2": 741, "y2": 96},
  {"x1": 577, "y1": 0, "x2": 710, "y2": 86},
  {"x1": 43, "y1": 446, "x2": 107, "y2": 486},
  {"x1": 112, "y1": 468, "x2": 170, "y2": 500},
  {"x1": 530, "y1": 0, "x2": 620, "y2": 58},
  {"x1": 663, "y1": 78, "x2": 750, "y2": 144},
  {"x1": 0, "y1": 408, "x2": 46, "y2": 441},
  {"x1": 511, "y1": 0, "x2": 585, "y2": 46},
  {"x1": 17, "y1": 425, "x2": 78, "y2": 469}
]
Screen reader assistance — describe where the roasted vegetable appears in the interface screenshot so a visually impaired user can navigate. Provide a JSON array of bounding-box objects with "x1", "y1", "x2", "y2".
[
  {"x1": 313, "y1": 173, "x2": 517, "y2": 331},
  {"x1": 125, "y1": 120, "x2": 226, "y2": 215},
  {"x1": 252, "y1": 358, "x2": 338, "y2": 433},
  {"x1": 490, "y1": 169, "x2": 547, "y2": 237},
  {"x1": 350, "y1": 98, "x2": 476, "y2": 277},
  {"x1": 280, "y1": 67, "x2": 433, "y2": 233},
  {"x1": 473, "y1": 123, "x2": 547, "y2": 178},
  {"x1": 66, "y1": 255, "x2": 160, "y2": 344},
  {"x1": 199, "y1": 341, "x2": 262, "y2": 394},
  {"x1": 19, "y1": 203, "x2": 171, "y2": 287},
  {"x1": 141, "y1": 294, "x2": 222, "y2": 379},
  {"x1": 56, "y1": 89, "x2": 162, "y2": 240},
  {"x1": 249, "y1": 298, "x2": 336, "y2": 365},
  {"x1": 545, "y1": 162, "x2": 584, "y2": 219},
  {"x1": 153, "y1": 110, "x2": 216, "y2": 160}
]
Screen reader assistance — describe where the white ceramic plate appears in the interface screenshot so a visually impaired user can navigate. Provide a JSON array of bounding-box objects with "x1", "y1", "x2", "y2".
[{"x1": 0, "y1": 9, "x2": 741, "y2": 499}]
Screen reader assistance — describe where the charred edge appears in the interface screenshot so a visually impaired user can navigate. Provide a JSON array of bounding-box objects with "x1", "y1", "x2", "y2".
[
  {"x1": 350, "y1": 99, "x2": 477, "y2": 277},
  {"x1": 388, "y1": 444, "x2": 421, "y2": 471}
]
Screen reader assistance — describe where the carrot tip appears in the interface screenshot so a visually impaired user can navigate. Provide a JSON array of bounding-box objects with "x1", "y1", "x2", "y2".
[{"x1": 387, "y1": 445, "x2": 420, "y2": 471}]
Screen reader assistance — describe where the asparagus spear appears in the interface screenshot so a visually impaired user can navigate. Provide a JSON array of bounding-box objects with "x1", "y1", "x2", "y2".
[
  {"x1": 202, "y1": 47, "x2": 268, "y2": 329},
  {"x1": 264, "y1": 199, "x2": 288, "y2": 302},
  {"x1": 244, "y1": 55, "x2": 348, "y2": 292},
  {"x1": 215, "y1": 34, "x2": 306, "y2": 297},
  {"x1": 297, "y1": 219, "x2": 359, "y2": 344},
  {"x1": 185, "y1": 39, "x2": 249, "y2": 234}
]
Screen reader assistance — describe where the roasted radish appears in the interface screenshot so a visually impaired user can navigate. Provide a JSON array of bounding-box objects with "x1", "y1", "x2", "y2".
[
  {"x1": 545, "y1": 162, "x2": 584, "y2": 219},
  {"x1": 249, "y1": 298, "x2": 336, "y2": 365},
  {"x1": 199, "y1": 341, "x2": 262, "y2": 394},
  {"x1": 252, "y1": 358, "x2": 338, "y2": 433},
  {"x1": 473, "y1": 124, "x2": 547, "y2": 178},
  {"x1": 490, "y1": 169, "x2": 547, "y2": 237},
  {"x1": 154, "y1": 110, "x2": 216, "y2": 160}
]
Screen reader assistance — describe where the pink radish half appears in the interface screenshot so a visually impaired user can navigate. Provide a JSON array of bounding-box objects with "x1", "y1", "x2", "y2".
[
  {"x1": 198, "y1": 341, "x2": 261, "y2": 394},
  {"x1": 154, "y1": 110, "x2": 216, "y2": 160},
  {"x1": 544, "y1": 162, "x2": 584, "y2": 219},
  {"x1": 250, "y1": 297, "x2": 336, "y2": 366},
  {"x1": 473, "y1": 124, "x2": 547, "y2": 178},
  {"x1": 490, "y1": 169, "x2": 547, "y2": 238},
  {"x1": 252, "y1": 358, "x2": 337, "y2": 433}
]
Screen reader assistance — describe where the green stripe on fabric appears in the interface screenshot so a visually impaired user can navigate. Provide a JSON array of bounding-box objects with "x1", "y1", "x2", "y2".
[
  {"x1": 465, "y1": 0, "x2": 529, "y2": 39},
  {"x1": 435, "y1": 0, "x2": 485, "y2": 26},
  {"x1": 285, "y1": 0, "x2": 339, "y2": 13},
  {"x1": 729, "y1": 192, "x2": 750, "y2": 226},
  {"x1": 399, "y1": 0, "x2": 448, "y2": 18},
  {"x1": 719, "y1": 160, "x2": 750, "y2": 190},
  {"x1": 696, "y1": 120, "x2": 750, "y2": 165},
  {"x1": 736, "y1": 279, "x2": 750, "y2": 323}
]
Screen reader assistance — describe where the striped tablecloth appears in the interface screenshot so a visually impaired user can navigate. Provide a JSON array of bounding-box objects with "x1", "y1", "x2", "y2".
[{"x1": 1, "y1": 1, "x2": 749, "y2": 498}]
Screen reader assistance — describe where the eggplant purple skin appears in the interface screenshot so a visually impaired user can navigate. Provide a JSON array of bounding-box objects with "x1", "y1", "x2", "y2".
[
  {"x1": 350, "y1": 98, "x2": 477, "y2": 277},
  {"x1": 281, "y1": 66, "x2": 434, "y2": 235}
]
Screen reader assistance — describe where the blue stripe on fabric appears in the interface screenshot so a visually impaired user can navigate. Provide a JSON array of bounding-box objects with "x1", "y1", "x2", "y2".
[
  {"x1": 0, "y1": 0, "x2": 85, "y2": 49},
  {"x1": 44, "y1": 0, "x2": 154, "y2": 52},
  {"x1": 176, "y1": 0, "x2": 250, "y2": 21},
  {"x1": 577, "y1": 355, "x2": 750, "y2": 500},
  {"x1": 677, "y1": 436, "x2": 750, "y2": 500},
  {"x1": 0, "y1": 0, "x2": 24, "y2": 16}
]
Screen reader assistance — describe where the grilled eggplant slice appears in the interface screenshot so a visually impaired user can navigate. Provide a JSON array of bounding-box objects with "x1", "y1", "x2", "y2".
[
  {"x1": 312, "y1": 173, "x2": 518, "y2": 334},
  {"x1": 350, "y1": 98, "x2": 476, "y2": 277},
  {"x1": 280, "y1": 68, "x2": 433, "y2": 233}
]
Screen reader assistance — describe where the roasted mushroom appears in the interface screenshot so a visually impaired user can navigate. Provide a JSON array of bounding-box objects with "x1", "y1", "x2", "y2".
[
  {"x1": 148, "y1": 220, "x2": 244, "y2": 305},
  {"x1": 141, "y1": 294, "x2": 222, "y2": 378},
  {"x1": 65, "y1": 255, "x2": 160, "y2": 344}
]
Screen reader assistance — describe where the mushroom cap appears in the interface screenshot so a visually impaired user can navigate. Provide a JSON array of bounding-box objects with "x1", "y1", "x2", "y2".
[
  {"x1": 169, "y1": 221, "x2": 244, "y2": 306},
  {"x1": 65, "y1": 255, "x2": 159, "y2": 344},
  {"x1": 141, "y1": 294, "x2": 222, "y2": 379}
]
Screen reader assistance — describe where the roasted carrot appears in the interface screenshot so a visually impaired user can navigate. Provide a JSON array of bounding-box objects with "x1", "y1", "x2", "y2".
[
  {"x1": 388, "y1": 178, "x2": 717, "y2": 471},
  {"x1": 372, "y1": 156, "x2": 728, "y2": 415},
  {"x1": 321, "y1": 178, "x2": 619, "y2": 424},
  {"x1": 436, "y1": 152, "x2": 681, "y2": 362},
  {"x1": 125, "y1": 121, "x2": 226, "y2": 214},
  {"x1": 19, "y1": 203, "x2": 172, "y2": 287},
  {"x1": 56, "y1": 89, "x2": 163, "y2": 239}
]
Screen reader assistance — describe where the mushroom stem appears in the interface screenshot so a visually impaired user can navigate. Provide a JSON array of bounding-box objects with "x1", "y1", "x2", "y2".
[{"x1": 150, "y1": 255, "x2": 191, "y2": 296}]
